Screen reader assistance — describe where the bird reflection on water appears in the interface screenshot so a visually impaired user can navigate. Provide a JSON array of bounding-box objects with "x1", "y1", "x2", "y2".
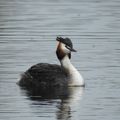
[
  {"x1": 56, "y1": 87, "x2": 84, "y2": 120},
  {"x1": 19, "y1": 86, "x2": 84, "y2": 120}
]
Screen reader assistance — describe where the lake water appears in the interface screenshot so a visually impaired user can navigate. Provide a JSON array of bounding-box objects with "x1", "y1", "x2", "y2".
[{"x1": 0, "y1": 0, "x2": 120, "y2": 120}]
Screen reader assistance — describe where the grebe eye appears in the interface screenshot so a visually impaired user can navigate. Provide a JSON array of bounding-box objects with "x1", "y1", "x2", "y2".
[{"x1": 65, "y1": 45, "x2": 71, "y2": 50}]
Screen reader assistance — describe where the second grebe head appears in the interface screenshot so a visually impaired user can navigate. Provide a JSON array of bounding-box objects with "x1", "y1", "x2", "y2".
[{"x1": 56, "y1": 37, "x2": 76, "y2": 60}]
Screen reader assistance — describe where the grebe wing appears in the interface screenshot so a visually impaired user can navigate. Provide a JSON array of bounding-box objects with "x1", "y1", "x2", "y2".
[{"x1": 19, "y1": 63, "x2": 67, "y2": 88}]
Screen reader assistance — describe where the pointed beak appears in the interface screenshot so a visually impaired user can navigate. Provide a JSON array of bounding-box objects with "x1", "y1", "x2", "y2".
[
  {"x1": 66, "y1": 46, "x2": 77, "y2": 52},
  {"x1": 70, "y1": 48, "x2": 77, "y2": 52}
]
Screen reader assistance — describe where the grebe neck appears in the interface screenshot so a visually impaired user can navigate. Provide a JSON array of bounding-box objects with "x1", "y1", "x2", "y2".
[
  {"x1": 60, "y1": 55, "x2": 73, "y2": 73},
  {"x1": 60, "y1": 55, "x2": 85, "y2": 86}
]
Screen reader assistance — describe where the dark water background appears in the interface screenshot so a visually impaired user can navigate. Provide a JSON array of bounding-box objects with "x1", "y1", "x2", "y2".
[{"x1": 0, "y1": 0, "x2": 120, "y2": 120}]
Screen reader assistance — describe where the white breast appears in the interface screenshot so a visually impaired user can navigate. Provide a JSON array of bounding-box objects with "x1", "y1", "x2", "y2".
[{"x1": 61, "y1": 55, "x2": 85, "y2": 86}]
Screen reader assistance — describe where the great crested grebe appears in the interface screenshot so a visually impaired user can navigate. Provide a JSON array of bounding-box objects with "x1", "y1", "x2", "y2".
[{"x1": 18, "y1": 37, "x2": 85, "y2": 89}]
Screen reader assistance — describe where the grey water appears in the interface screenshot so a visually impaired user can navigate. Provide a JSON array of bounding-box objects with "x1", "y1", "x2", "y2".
[{"x1": 0, "y1": 0, "x2": 120, "y2": 120}]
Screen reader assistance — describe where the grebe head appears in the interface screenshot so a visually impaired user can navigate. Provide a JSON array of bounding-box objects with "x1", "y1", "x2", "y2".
[
  {"x1": 56, "y1": 37, "x2": 76, "y2": 60},
  {"x1": 56, "y1": 37, "x2": 76, "y2": 53}
]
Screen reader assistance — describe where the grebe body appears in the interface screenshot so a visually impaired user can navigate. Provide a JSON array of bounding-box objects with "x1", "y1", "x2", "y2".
[{"x1": 18, "y1": 37, "x2": 85, "y2": 89}]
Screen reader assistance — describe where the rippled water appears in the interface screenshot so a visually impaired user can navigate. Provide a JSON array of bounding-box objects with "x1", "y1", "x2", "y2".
[{"x1": 0, "y1": 0, "x2": 120, "y2": 120}]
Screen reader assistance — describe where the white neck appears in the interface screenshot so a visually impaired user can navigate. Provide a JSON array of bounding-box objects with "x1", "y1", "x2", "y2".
[{"x1": 60, "y1": 55, "x2": 84, "y2": 86}]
